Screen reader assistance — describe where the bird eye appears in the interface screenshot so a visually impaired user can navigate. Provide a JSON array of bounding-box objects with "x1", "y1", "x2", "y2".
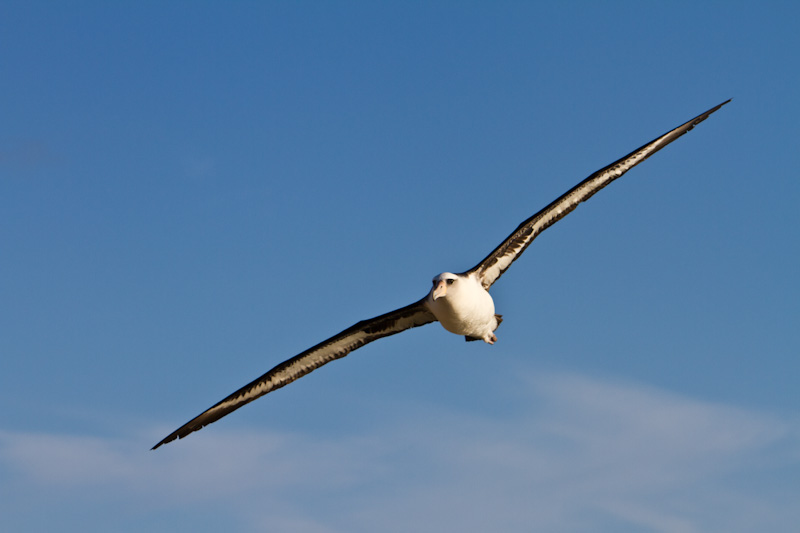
[{"x1": 446, "y1": 278, "x2": 455, "y2": 285}]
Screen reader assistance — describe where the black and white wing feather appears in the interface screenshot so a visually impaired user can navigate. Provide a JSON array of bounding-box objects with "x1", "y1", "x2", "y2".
[
  {"x1": 466, "y1": 100, "x2": 730, "y2": 290},
  {"x1": 152, "y1": 298, "x2": 435, "y2": 449}
]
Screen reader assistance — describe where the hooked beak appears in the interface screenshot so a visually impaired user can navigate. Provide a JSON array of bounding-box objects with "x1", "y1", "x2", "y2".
[{"x1": 432, "y1": 280, "x2": 447, "y2": 300}]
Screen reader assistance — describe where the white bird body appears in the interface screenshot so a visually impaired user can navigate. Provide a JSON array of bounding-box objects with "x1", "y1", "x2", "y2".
[
  {"x1": 427, "y1": 272, "x2": 500, "y2": 343},
  {"x1": 153, "y1": 100, "x2": 729, "y2": 449}
]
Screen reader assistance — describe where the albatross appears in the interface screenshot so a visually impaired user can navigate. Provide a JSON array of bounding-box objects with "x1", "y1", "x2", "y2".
[{"x1": 153, "y1": 100, "x2": 730, "y2": 449}]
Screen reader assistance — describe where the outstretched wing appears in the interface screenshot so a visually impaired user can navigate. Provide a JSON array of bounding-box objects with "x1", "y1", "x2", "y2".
[
  {"x1": 466, "y1": 100, "x2": 730, "y2": 290},
  {"x1": 153, "y1": 297, "x2": 435, "y2": 449}
]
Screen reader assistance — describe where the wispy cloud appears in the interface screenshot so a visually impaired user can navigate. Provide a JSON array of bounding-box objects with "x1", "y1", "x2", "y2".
[{"x1": 1, "y1": 373, "x2": 797, "y2": 532}]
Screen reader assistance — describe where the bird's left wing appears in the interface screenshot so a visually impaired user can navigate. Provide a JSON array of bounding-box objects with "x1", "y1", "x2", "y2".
[
  {"x1": 466, "y1": 100, "x2": 730, "y2": 290},
  {"x1": 152, "y1": 297, "x2": 435, "y2": 449}
]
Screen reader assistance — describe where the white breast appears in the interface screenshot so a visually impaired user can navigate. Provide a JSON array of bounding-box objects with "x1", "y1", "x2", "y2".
[{"x1": 427, "y1": 273, "x2": 497, "y2": 340}]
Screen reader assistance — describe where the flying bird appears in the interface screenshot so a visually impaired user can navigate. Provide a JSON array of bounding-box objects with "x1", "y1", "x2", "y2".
[{"x1": 153, "y1": 100, "x2": 730, "y2": 449}]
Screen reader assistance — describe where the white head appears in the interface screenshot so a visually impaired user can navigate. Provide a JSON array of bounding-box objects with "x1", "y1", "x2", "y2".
[{"x1": 431, "y1": 272, "x2": 460, "y2": 300}]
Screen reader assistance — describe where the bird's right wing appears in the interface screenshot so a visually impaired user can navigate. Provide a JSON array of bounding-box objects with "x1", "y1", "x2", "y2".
[{"x1": 152, "y1": 297, "x2": 435, "y2": 449}]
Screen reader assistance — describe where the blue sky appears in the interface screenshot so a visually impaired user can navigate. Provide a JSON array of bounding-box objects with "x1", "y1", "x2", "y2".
[{"x1": 2, "y1": 2, "x2": 799, "y2": 532}]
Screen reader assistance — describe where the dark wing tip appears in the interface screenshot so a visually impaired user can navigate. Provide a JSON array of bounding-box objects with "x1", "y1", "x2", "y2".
[
  {"x1": 696, "y1": 98, "x2": 731, "y2": 122},
  {"x1": 151, "y1": 422, "x2": 200, "y2": 450},
  {"x1": 151, "y1": 437, "x2": 171, "y2": 451},
  {"x1": 151, "y1": 391, "x2": 259, "y2": 450},
  {"x1": 151, "y1": 391, "x2": 247, "y2": 450},
  {"x1": 152, "y1": 432, "x2": 180, "y2": 450},
  {"x1": 692, "y1": 99, "x2": 731, "y2": 128}
]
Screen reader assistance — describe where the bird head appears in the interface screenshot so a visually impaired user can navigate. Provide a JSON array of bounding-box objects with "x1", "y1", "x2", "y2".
[{"x1": 431, "y1": 272, "x2": 459, "y2": 300}]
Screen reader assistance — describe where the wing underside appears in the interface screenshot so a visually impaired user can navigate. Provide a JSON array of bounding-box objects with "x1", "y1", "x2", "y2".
[
  {"x1": 467, "y1": 100, "x2": 730, "y2": 289},
  {"x1": 152, "y1": 298, "x2": 435, "y2": 449}
]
